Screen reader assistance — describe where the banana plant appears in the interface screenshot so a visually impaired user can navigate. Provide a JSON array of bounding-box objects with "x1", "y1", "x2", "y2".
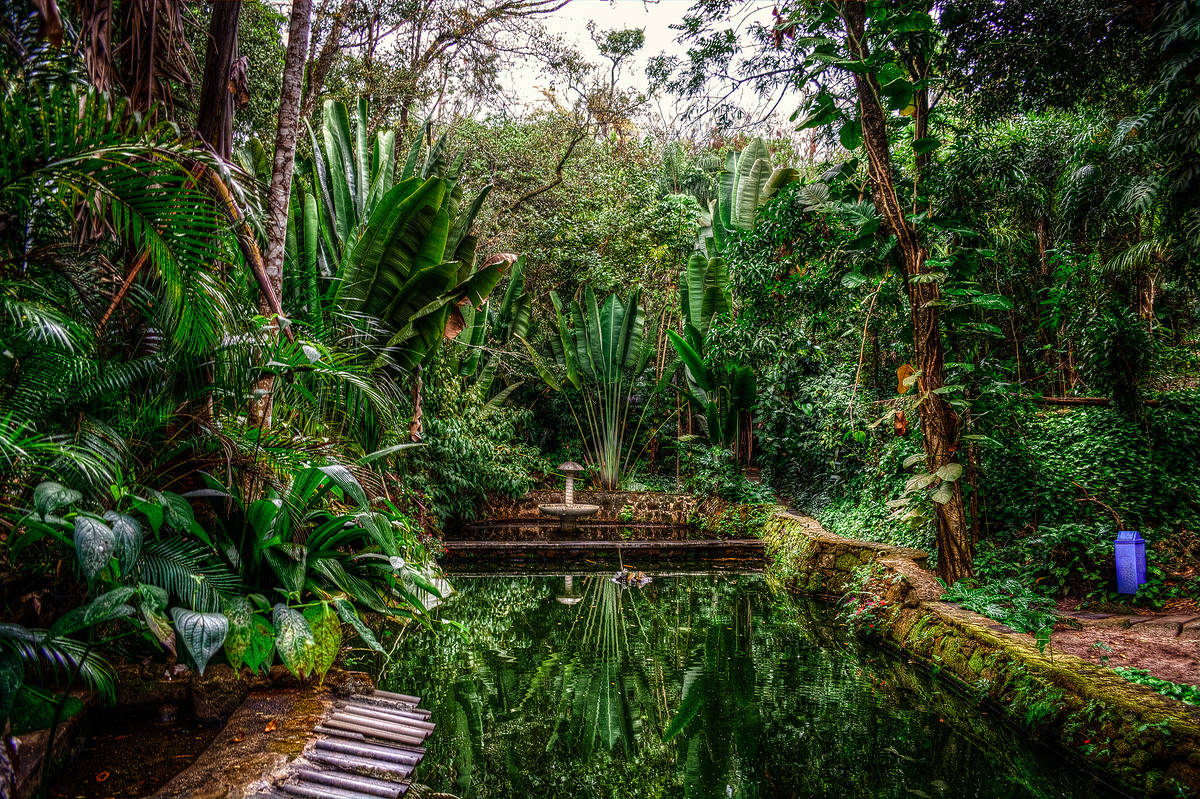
[
  {"x1": 530, "y1": 286, "x2": 656, "y2": 489},
  {"x1": 457, "y1": 255, "x2": 532, "y2": 406},
  {"x1": 699, "y1": 137, "x2": 798, "y2": 256},
  {"x1": 285, "y1": 97, "x2": 512, "y2": 373},
  {"x1": 680, "y1": 252, "x2": 732, "y2": 337},
  {"x1": 668, "y1": 329, "x2": 756, "y2": 455},
  {"x1": 668, "y1": 254, "x2": 756, "y2": 463}
]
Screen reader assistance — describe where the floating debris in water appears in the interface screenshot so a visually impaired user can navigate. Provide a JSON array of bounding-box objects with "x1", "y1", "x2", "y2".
[{"x1": 612, "y1": 569, "x2": 651, "y2": 588}]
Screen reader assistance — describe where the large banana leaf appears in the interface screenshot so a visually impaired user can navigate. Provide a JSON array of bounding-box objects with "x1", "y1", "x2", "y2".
[
  {"x1": 322, "y1": 99, "x2": 360, "y2": 242},
  {"x1": 707, "y1": 137, "x2": 797, "y2": 245},
  {"x1": 492, "y1": 256, "x2": 531, "y2": 342},
  {"x1": 734, "y1": 158, "x2": 772, "y2": 230},
  {"x1": 668, "y1": 329, "x2": 712, "y2": 396},
  {"x1": 289, "y1": 98, "x2": 513, "y2": 375},
  {"x1": 681, "y1": 253, "x2": 732, "y2": 335},
  {"x1": 336, "y1": 176, "x2": 445, "y2": 313}
]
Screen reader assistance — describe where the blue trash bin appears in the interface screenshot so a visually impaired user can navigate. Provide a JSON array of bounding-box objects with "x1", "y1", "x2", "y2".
[{"x1": 1114, "y1": 531, "x2": 1146, "y2": 594}]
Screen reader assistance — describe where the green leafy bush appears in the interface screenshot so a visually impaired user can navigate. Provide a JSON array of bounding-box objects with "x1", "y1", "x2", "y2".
[
  {"x1": 940, "y1": 577, "x2": 1058, "y2": 635},
  {"x1": 401, "y1": 356, "x2": 548, "y2": 525},
  {"x1": 1113, "y1": 668, "x2": 1200, "y2": 706},
  {"x1": 681, "y1": 444, "x2": 773, "y2": 504}
]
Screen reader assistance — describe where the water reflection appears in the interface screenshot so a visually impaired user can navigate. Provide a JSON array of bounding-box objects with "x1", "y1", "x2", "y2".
[{"x1": 384, "y1": 574, "x2": 1123, "y2": 799}]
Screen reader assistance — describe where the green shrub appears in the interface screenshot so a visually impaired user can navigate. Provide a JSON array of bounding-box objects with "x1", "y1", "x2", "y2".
[
  {"x1": 681, "y1": 444, "x2": 774, "y2": 504},
  {"x1": 400, "y1": 357, "x2": 548, "y2": 526},
  {"x1": 1113, "y1": 668, "x2": 1200, "y2": 706},
  {"x1": 940, "y1": 577, "x2": 1058, "y2": 635}
]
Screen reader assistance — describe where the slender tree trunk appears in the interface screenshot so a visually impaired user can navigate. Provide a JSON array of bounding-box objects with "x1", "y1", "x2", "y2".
[
  {"x1": 1035, "y1": 215, "x2": 1050, "y2": 275},
  {"x1": 196, "y1": 0, "x2": 242, "y2": 159},
  {"x1": 194, "y1": 1, "x2": 242, "y2": 429},
  {"x1": 247, "y1": 0, "x2": 313, "y2": 428},
  {"x1": 299, "y1": 0, "x2": 356, "y2": 119},
  {"x1": 842, "y1": 2, "x2": 972, "y2": 583}
]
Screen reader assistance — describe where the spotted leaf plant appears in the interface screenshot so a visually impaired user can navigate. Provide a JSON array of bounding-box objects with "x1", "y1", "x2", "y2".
[
  {"x1": 13, "y1": 472, "x2": 431, "y2": 684},
  {"x1": 304, "y1": 603, "x2": 344, "y2": 682},
  {"x1": 273, "y1": 605, "x2": 318, "y2": 680},
  {"x1": 12, "y1": 475, "x2": 369, "y2": 681}
]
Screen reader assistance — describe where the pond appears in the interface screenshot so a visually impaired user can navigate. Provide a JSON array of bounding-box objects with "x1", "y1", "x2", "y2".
[{"x1": 382, "y1": 572, "x2": 1128, "y2": 799}]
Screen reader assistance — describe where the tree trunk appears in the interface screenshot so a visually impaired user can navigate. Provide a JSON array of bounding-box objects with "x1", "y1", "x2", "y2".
[
  {"x1": 248, "y1": 0, "x2": 313, "y2": 428},
  {"x1": 841, "y1": 2, "x2": 973, "y2": 583},
  {"x1": 196, "y1": 0, "x2": 242, "y2": 159},
  {"x1": 194, "y1": 1, "x2": 242, "y2": 430},
  {"x1": 299, "y1": 0, "x2": 356, "y2": 120},
  {"x1": 1035, "y1": 215, "x2": 1050, "y2": 276}
]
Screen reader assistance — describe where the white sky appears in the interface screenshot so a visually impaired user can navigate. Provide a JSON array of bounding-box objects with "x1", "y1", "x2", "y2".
[
  {"x1": 506, "y1": 0, "x2": 698, "y2": 99},
  {"x1": 500, "y1": 0, "x2": 794, "y2": 132}
]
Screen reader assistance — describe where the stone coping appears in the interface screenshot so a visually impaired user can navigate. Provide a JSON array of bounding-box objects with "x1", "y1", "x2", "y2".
[
  {"x1": 149, "y1": 669, "x2": 377, "y2": 799},
  {"x1": 763, "y1": 511, "x2": 1200, "y2": 797},
  {"x1": 151, "y1": 687, "x2": 328, "y2": 799}
]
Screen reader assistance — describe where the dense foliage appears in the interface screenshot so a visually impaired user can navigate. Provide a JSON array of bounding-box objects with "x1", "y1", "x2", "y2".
[{"x1": 2, "y1": 0, "x2": 1199, "y2": 777}]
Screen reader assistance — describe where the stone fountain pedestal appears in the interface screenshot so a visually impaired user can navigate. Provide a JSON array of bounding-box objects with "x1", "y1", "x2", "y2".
[
  {"x1": 537, "y1": 502, "x2": 601, "y2": 533},
  {"x1": 538, "y1": 461, "x2": 600, "y2": 533}
]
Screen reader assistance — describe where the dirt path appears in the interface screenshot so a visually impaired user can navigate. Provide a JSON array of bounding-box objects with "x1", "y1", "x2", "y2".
[{"x1": 1051, "y1": 606, "x2": 1200, "y2": 685}]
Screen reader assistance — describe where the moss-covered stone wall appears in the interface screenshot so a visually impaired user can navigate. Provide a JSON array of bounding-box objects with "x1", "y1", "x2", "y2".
[
  {"x1": 467, "y1": 490, "x2": 705, "y2": 526},
  {"x1": 763, "y1": 512, "x2": 1200, "y2": 797},
  {"x1": 458, "y1": 491, "x2": 770, "y2": 540}
]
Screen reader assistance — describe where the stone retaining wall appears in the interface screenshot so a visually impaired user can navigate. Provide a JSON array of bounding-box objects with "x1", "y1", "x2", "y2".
[
  {"x1": 466, "y1": 490, "x2": 707, "y2": 526},
  {"x1": 763, "y1": 512, "x2": 1200, "y2": 798},
  {"x1": 114, "y1": 663, "x2": 373, "y2": 721}
]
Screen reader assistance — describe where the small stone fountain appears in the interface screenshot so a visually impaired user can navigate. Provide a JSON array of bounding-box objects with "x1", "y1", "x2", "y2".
[{"x1": 538, "y1": 461, "x2": 600, "y2": 533}]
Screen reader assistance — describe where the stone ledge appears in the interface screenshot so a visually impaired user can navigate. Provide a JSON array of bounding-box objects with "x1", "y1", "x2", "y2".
[
  {"x1": 149, "y1": 670, "x2": 375, "y2": 799},
  {"x1": 150, "y1": 688, "x2": 329, "y2": 799},
  {"x1": 763, "y1": 510, "x2": 1200, "y2": 798}
]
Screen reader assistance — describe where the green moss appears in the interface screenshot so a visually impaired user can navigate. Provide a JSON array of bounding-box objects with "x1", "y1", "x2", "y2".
[
  {"x1": 835, "y1": 553, "x2": 859, "y2": 570},
  {"x1": 9, "y1": 688, "x2": 83, "y2": 735}
]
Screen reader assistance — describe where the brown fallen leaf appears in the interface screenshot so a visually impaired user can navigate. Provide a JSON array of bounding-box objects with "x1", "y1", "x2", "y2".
[{"x1": 265, "y1": 719, "x2": 277, "y2": 732}]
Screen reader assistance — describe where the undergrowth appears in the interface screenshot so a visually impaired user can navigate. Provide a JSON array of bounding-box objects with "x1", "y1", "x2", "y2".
[
  {"x1": 940, "y1": 577, "x2": 1058, "y2": 636},
  {"x1": 1113, "y1": 668, "x2": 1200, "y2": 706}
]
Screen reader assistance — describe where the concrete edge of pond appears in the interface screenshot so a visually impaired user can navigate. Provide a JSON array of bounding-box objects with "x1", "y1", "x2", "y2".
[
  {"x1": 763, "y1": 510, "x2": 1200, "y2": 798},
  {"x1": 149, "y1": 668, "x2": 379, "y2": 799}
]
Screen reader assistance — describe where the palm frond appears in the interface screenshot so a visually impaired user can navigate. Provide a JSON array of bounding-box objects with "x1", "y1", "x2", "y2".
[
  {"x1": 136, "y1": 538, "x2": 241, "y2": 612},
  {"x1": 0, "y1": 622, "x2": 116, "y2": 702}
]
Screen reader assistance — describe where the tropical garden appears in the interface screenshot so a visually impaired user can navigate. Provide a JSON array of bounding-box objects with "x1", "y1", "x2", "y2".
[{"x1": 1, "y1": 0, "x2": 1199, "y2": 794}]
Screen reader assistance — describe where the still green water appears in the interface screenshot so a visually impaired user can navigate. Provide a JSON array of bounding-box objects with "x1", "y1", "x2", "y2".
[{"x1": 383, "y1": 573, "x2": 1125, "y2": 799}]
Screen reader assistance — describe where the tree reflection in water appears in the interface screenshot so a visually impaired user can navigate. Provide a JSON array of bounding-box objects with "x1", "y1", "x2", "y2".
[{"x1": 382, "y1": 574, "x2": 1121, "y2": 799}]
